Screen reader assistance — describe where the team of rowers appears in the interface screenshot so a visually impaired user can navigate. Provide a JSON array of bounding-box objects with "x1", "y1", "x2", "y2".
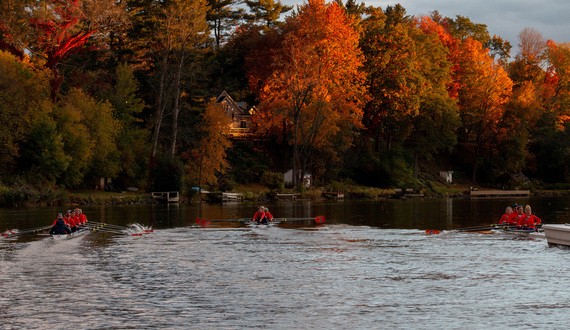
[
  {"x1": 252, "y1": 206, "x2": 274, "y2": 224},
  {"x1": 499, "y1": 203, "x2": 541, "y2": 229},
  {"x1": 49, "y1": 209, "x2": 88, "y2": 235}
]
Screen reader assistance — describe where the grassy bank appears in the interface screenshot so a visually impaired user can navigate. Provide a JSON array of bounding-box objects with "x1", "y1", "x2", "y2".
[{"x1": 3, "y1": 181, "x2": 570, "y2": 208}]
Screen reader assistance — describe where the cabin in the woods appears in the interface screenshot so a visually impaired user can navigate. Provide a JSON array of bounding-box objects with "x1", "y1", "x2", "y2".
[
  {"x1": 216, "y1": 91, "x2": 256, "y2": 138},
  {"x1": 284, "y1": 169, "x2": 312, "y2": 188}
]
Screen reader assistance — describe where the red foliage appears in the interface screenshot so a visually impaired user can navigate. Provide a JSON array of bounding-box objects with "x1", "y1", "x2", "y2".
[{"x1": 29, "y1": 0, "x2": 97, "y2": 101}]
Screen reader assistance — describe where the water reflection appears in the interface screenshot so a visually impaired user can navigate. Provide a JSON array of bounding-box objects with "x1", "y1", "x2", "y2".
[{"x1": 2, "y1": 196, "x2": 570, "y2": 231}]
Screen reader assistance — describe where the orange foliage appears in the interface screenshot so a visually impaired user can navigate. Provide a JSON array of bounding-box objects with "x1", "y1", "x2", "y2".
[
  {"x1": 245, "y1": 0, "x2": 365, "y2": 188},
  {"x1": 544, "y1": 39, "x2": 570, "y2": 129},
  {"x1": 416, "y1": 16, "x2": 460, "y2": 98},
  {"x1": 250, "y1": 0, "x2": 365, "y2": 134}
]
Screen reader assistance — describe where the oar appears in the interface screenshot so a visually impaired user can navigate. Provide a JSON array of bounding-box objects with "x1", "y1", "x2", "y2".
[
  {"x1": 425, "y1": 223, "x2": 518, "y2": 235},
  {"x1": 2, "y1": 226, "x2": 52, "y2": 237},
  {"x1": 88, "y1": 222, "x2": 129, "y2": 230},
  {"x1": 87, "y1": 223, "x2": 152, "y2": 236},
  {"x1": 89, "y1": 221, "x2": 154, "y2": 233},
  {"x1": 196, "y1": 216, "x2": 325, "y2": 227},
  {"x1": 278, "y1": 216, "x2": 326, "y2": 223}
]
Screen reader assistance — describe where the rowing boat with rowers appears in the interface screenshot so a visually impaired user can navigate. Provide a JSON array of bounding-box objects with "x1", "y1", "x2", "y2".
[
  {"x1": 196, "y1": 216, "x2": 326, "y2": 228},
  {"x1": 426, "y1": 223, "x2": 545, "y2": 240}
]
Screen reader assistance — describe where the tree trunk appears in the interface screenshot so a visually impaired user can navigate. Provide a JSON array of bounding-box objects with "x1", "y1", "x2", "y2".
[
  {"x1": 147, "y1": 53, "x2": 170, "y2": 191},
  {"x1": 414, "y1": 153, "x2": 419, "y2": 179},
  {"x1": 170, "y1": 48, "x2": 186, "y2": 157},
  {"x1": 472, "y1": 133, "x2": 482, "y2": 184}
]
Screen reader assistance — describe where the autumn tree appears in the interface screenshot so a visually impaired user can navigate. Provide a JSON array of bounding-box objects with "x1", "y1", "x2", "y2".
[
  {"x1": 250, "y1": 0, "x2": 365, "y2": 190},
  {"x1": 55, "y1": 88, "x2": 120, "y2": 187},
  {"x1": 454, "y1": 38, "x2": 513, "y2": 182},
  {"x1": 147, "y1": 0, "x2": 209, "y2": 190},
  {"x1": 0, "y1": 0, "x2": 30, "y2": 59},
  {"x1": 21, "y1": 0, "x2": 128, "y2": 101},
  {"x1": 419, "y1": 14, "x2": 515, "y2": 183},
  {"x1": 206, "y1": 0, "x2": 244, "y2": 48},
  {"x1": 0, "y1": 51, "x2": 51, "y2": 176},
  {"x1": 243, "y1": 0, "x2": 292, "y2": 27},
  {"x1": 183, "y1": 100, "x2": 231, "y2": 191},
  {"x1": 543, "y1": 41, "x2": 570, "y2": 119},
  {"x1": 524, "y1": 41, "x2": 570, "y2": 182},
  {"x1": 406, "y1": 17, "x2": 460, "y2": 178},
  {"x1": 361, "y1": 5, "x2": 422, "y2": 152},
  {"x1": 107, "y1": 63, "x2": 150, "y2": 187},
  {"x1": 508, "y1": 27, "x2": 546, "y2": 87}
]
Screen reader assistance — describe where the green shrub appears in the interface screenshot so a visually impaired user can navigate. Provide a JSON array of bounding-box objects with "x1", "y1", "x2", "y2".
[
  {"x1": 302, "y1": 188, "x2": 322, "y2": 199},
  {"x1": 260, "y1": 171, "x2": 284, "y2": 190}
]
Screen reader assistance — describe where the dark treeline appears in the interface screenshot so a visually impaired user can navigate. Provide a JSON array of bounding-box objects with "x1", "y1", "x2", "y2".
[{"x1": 1, "y1": 0, "x2": 570, "y2": 201}]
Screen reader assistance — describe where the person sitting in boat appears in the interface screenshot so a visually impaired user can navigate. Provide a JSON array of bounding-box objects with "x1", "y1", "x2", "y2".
[
  {"x1": 65, "y1": 211, "x2": 78, "y2": 232},
  {"x1": 72, "y1": 209, "x2": 85, "y2": 227},
  {"x1": 499, "y1": 206, "x2": 514, "y2": 225},
  {"x1": 510, "y1": 205, "x2": 525, "y2": 225},
  {"x1": 52, "y1": 213, "x2": 67, "y2": 226},
  {"x1": 505, "y1": 204, "x2": 520, "y2": 224},
  {"x1": 78, "y1": 208, "x2": 88, "y2": 225},
  {"x1": 71, "y1": 209, "x2": 80, "y2": 227},
  {"x1": 518, "y1": 205, "x2": 542, "y2": 230},
  {"x1": 253, "y1": 206, "x2": 267, "y2": 224},
  {"x1": 49, "y1": 213, "x2": 71, "y2": 235},
  {"x1": 264, "y1": 207, "x2": 274, "y2": 222}
]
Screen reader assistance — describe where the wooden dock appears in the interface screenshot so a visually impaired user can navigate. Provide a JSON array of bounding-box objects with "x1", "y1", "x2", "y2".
[
  {"x1": 322, "y1": 190, "x2": 344, "y2": 200},
  {"x1": 276, "y1": 193, "x2": 300, "y2": 201},
  {"x1": 394, "y1": 188, "x2": 424, "y2": 199},
  {"x1": 222, "y1": 192, "x2": 243, "y2": 202},
  {"x1": 466, "y1": 190, "x2": 530, "y2": 198},
  {"x1": 151, "y1": 191, "x2": 180, "y2": 203}
]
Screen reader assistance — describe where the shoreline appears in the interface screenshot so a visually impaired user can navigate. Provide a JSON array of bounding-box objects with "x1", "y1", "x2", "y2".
[{"x1": 3, "y1": 185, "x2": 570, "y2": 208}]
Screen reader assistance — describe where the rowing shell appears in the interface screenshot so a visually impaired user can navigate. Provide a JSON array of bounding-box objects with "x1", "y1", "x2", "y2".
[
  {"x1": 498, "y1": 228, "x2": 545, "y2": 239},
  {"x1": 195, "y1": 216, "x2": 325, "y2": 227},
  {"x1": 246, "y1": 221, "x2": 278, "y2": 228},
  {"x1": 51, "y1": 228, "x2": 91, "y2": 240}
]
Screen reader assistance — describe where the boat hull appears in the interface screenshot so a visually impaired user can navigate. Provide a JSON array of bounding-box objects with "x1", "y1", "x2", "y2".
[
  {"x1": 497, "y1": 228, "x2": 545, "y2": 239},
  {"x1": 51, "y1": 228, "x2": 90, "y2": 240},
  {"x1": 543, "y1": 224, "x2": 570, "y2": 247}
]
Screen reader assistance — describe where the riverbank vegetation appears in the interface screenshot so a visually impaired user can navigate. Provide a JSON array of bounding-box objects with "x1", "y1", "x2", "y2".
[{"x1": 1, "y1": 0, "x2": 570, "y2": 207}]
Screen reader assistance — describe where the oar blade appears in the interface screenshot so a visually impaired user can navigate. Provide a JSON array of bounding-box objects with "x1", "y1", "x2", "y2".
[
  {"x1": 315, "y1": 216, "x2": 326, "y2": 223},
  {"x1": 425, "y1": 230, "x2": 441, "y2": 235}
]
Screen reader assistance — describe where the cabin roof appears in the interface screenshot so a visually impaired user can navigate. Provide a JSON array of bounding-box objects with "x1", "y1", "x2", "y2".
[{"x1": 216, "y1": 91, "x2": 248, "y2": 115}]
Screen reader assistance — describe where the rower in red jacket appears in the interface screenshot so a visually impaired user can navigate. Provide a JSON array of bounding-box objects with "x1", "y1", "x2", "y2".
[
  {"x1": 264, "y1": 207, "x2": 274, "y2": 222},
  {"x1": 499, "y1": 206, "x2": 514, "y2": 224},
  {"x1": 253, "y1": 206, "x2": 267, "y2": 224},
  {"x1": 518, "y1": 205, "x2": 542, "y2": 229},
  {"x1": 65, "y1": 211, "x2": 78, "y2": 232},
  {"x1": 509, "y1": 205, "x2": 525, "y2": 225},
  {"x1": 78, "y1": 208, "x2": 88, "y2": 225},
  {"x1": 71, "y1": 209, "x2": 82, "y2": 227}
]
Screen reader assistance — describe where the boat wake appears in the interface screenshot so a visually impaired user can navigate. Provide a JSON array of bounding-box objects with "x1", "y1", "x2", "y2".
[{"x1": 125, "y1": 223, "x2": 154, "y2": 236}]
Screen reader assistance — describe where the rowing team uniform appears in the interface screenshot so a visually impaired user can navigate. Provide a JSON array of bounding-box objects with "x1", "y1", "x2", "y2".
[
  {"x1": 253, "y1": 211, "x2": 274, "y2": 224},
  {"x1": 499, "y1": 212, "x2": 541, "y2": 230},
  {"x1": 52, "y1": 214, "x2": 88, "y2": 232},
  {"x1": 517, "y1": 214, "x2": 542, "y2": 230},
  {"x1": 499, "y1": 212, "x2": 520, "y2": 225}
]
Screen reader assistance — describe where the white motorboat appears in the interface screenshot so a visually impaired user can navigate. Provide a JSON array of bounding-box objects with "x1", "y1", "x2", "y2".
[{"x1": 542, "y1": 224, "x2": 570, "y2": 247}]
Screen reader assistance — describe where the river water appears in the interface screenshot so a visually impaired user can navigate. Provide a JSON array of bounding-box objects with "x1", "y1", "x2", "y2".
[{"x1": 1, "y1": 197, "x2": 569, "y2": 329}]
